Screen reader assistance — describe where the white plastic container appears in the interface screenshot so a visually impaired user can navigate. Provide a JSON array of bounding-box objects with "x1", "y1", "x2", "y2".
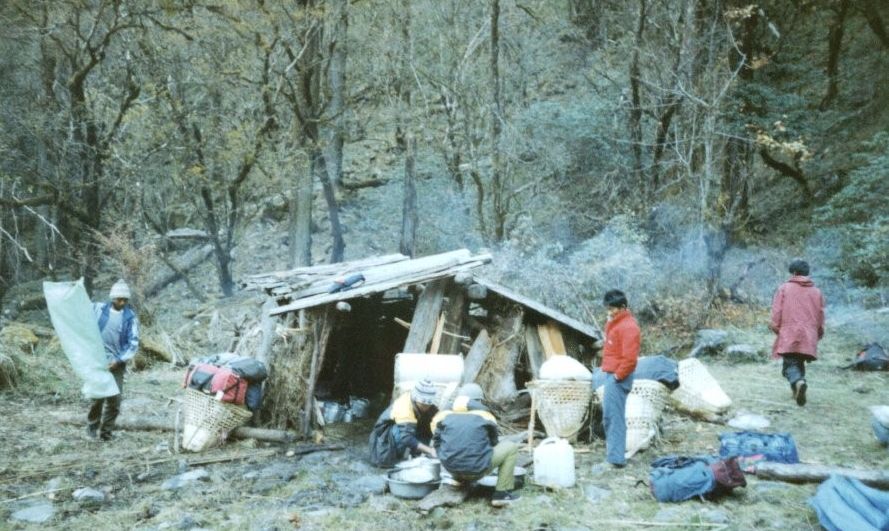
[{"x1": 532, "y1": 437, "x2": 576, "y2": 488}]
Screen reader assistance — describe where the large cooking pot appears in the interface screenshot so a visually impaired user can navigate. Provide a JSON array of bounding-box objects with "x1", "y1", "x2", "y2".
[
  {"x1": 394, "y1": 457, "x2": 441, "y2": 482},
  {"x1": 386, "y1": 469, "x2": 439, "y2": 499}
]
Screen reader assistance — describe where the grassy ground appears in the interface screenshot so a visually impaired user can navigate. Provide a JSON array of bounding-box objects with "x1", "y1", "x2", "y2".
[{"x1": 1, "y1": 311, "x2": 888, "y2": 530}]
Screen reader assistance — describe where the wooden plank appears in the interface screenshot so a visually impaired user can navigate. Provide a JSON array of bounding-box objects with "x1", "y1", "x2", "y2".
[
  {"x1": 473, "y1": 276, "x2": 602, "y2": 340},
  {"x1": 438, "y1": 281, "x2": 467, "y2": 355},
  {"x1": 537, "y1": 322, "x2": 567, "y2": 358},
  {"x1": 269, "y1": 258, "x2": 491, "y2": 316},
  {"x1": 755, "y1": 462, "x2": 889, "y2": 489},
  {"x1": 243, "y1": 253, "x2": 408, "y2": 284},
  {"x1": 428, "y1": 313, "x2": 446, "y2": 354},
  {"x1": 403, "y1": 280, "x2": 446, "y2": 353},
  {"x1": 524, "y1": 324, "x2": 545, "y2": 378},
  {"x1": 461, "y1": 330, "x2": 491, "y2": 384}
]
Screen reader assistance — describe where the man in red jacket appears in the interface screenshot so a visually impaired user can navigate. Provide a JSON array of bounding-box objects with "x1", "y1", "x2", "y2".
[
  {"x1": 769, "y1": 259, "x2": 825, "y2": 406},
  {"x1": 600, "y1": 289, "x2": 641, "y2": 467}
]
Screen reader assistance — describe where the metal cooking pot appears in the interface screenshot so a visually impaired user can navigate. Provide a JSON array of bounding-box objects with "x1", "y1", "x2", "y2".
[
  {"x1": 322, "y1": 402, "x2": 345, "y2": 423},
  {"x1": 386, "y1": 470, "x2": 439, "y2": 499},
  {"x1": 394, "y1": 457, "x2": 441, "y2": 482}
]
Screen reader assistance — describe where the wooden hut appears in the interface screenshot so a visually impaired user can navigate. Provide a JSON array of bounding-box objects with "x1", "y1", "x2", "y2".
[{"x1": 243, "y1": 249, "x2": 602, "y2": 436}]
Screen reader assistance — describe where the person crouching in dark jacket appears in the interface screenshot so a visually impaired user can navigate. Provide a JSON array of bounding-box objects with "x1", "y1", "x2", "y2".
[{"x1": 432, "y1": 383, "x2": 520, "y2": 507}]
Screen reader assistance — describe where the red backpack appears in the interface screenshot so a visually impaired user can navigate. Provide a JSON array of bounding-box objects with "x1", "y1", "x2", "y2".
[
  {"x1": 209, "y1": 367, "x2": 248, "y2": 405},
  {"x1": 184, "y1": 363, "x2": 247, "y2": 406}
]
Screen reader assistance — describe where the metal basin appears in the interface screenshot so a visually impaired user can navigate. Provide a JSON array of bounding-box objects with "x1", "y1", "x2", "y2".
[
  {"x1": 386, "y1": 469, "x2": 440, "y2": 499},
  {"x1": 475, "y1": 465, "x2": 527, "y2": 490},
  {"x1": 394, "y1": 457, "x2": 441, "y2": 482}
]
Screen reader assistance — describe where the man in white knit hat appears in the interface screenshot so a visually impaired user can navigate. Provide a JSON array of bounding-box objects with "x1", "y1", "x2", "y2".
[{"x1": 88, "y1": 279, "x2": 140, "y2": 441}]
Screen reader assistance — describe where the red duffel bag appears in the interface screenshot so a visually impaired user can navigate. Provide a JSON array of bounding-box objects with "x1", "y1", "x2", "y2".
[{"x1": 209, "y1": 367, "x2": 248, "y2": 405}]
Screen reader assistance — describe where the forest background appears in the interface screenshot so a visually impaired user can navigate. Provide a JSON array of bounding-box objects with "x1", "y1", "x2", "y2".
[{"x1": 1, "y1": 0, "x2": 887, "y2": 341}]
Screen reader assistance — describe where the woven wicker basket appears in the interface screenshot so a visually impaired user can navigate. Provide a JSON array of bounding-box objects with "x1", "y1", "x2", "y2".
[
  {"x1": 670, "y1": 358, "x2": 732, "y2": 416},
  {"x1": 594, "y1": 379, "x2": 669, "y2": 457},
  {"x1": 527, "y1": 379, "x2": 594, "y2": 439},
  {"x1": 182, "y1": 388, "x2": 252, "y2": 452}
]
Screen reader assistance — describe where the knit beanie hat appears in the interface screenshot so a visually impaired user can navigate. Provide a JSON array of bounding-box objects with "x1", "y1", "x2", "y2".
[
  {"x1": 457, "y1": 383, "x2": 484, "y2": 401},
  {"x1": 411, "y1": 379, "x2": 438, "y2": 406},
  {"x1": 109, "y1": 279, "x2": 131, "y2": 300}
]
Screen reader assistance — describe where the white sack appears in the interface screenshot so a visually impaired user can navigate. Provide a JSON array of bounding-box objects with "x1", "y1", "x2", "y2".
[
  {"x1": 539, "y1": 355, "x2": 592, "y2": 381},
  {"x1": 43, "y1": 279, "x2": 119, "y2": 399}
]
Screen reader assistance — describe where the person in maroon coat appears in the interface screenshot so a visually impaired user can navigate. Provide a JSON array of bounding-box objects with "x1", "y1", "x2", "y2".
[{"x1": 769, "y1": 258, "x2": 826, "y2": 406}]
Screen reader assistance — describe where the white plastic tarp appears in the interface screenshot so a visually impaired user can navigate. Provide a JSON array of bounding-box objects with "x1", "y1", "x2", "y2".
[{"x1": 43, "y1": 279, "x2": 119, "y2": 399}]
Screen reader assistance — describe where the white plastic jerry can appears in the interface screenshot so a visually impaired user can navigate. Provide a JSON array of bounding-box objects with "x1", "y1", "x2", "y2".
[{"x1": 532, "y1": 437, "x2": 576, "y2": 488}]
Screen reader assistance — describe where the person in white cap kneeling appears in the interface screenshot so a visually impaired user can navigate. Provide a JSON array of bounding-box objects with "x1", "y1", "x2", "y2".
[
  {"x1": 88, "y1": 279, "x2": 140, "y2": 441},
  {"x1": 368, "y1": 379, "x2": 439, "y2": 467}
]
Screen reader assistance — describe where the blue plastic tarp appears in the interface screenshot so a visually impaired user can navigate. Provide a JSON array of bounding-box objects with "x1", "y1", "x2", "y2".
[{"x1": 809, "y1": 475, "x2": 889, "y2": 531}]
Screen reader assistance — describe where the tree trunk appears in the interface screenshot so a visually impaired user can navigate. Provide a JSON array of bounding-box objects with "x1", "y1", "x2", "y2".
[
  {"x1": 289, "y1": 150, "x2": 314, "y2": 268},
  {"x1": 315, "y1": 150, "x2": 345, "y2": 263},
  {"x1": 400, "y1": 133, "x2": 418, "y2": 258},
  {"x1": 862, "y1": 0, "x2": 889, "y2": 49},
  {"x1": 490, "y1": 0, "x2": 506, "y2": 241},
  {"x1": 325, "y1": 0, "x2": 348, "y2": 192},
  {"x1": 628, "y1": 0, "x2": 647, "y2": 189},
  {"x1": 399, "y1": 0, "x2": 418, "y2": 258},
  {"x1": 820, "y1": 0, "x2": 850, "y2": 110}
]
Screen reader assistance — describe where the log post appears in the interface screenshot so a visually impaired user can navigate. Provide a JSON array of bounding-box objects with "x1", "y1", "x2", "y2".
[
  {"x1": 524, "y1": 324, "x2": 544, "y2": 378},
  {"x1": 461, "y1": 330, "x2": 491, "y2": 384},
  {"x1": 403, "y1": 279, "x2": 446, "y2": 353},
  {"x1": 438, "y1": 281, "x2": 467, "y2": 354},
  {"x1": 476, "y1": 306, "x2": 525, "y2": 404},
  {"x1": 302, "y1": 307, "x2": 334, "y2": 437}
]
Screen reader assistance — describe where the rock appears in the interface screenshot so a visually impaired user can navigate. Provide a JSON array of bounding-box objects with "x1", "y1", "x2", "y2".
[
  {"x1": 348, "y1": 475, "x2": 387, "y2": 497},
  {"x1": 247, "y1": 462, "x2": 301, "y2": 482},
  {"x1": 728, "y1": 412, "x2": 771, "y2": 430},
  {"x1": 701, "y1": 509, "x2": 730, "y2": 524},
  {"x1": 581, "y1": 483, "x2": 611, "y2": 504},
  {"x1": 725, "y1": 344, "x2": 761, "y2": 362},
  {"x1": 10, "y1": 503, "x2": 54, "y2": 524},
  {"x1": 73, "y1": 487, "x2": 107, "y2": 503},
  {"x1": 176, "y1": 514, "x2": 198, "y2": 529},
  {"x1": 162, "y1": 468, "x2": 210, "y2": 490},
  {"x1": 690, "y1": 329, "x2": 728, "y2": 357},
  {"x1": 44, "y1": 477, "x2": 63, "y2": 499},
  {"x1": 339, "y1": 490, "x2": 368, "y2": 508},
  {"x1": 466, "y1": 284, "x2": 488, "y2": 300}
]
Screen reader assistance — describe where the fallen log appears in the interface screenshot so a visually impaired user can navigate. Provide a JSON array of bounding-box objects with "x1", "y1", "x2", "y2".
[
  {"x1": 755, "y1": 462, "x2": 889, "y2": 489},
  {"x1": 145, "y1": 244, "x2": 214, "y2": 299},
  {"x1": 53, "y1": 413, "x2": 299, "y2": 444}
]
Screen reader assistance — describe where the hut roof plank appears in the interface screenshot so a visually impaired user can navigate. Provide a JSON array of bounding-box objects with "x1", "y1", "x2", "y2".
[
  {"x1": 473, "y1": 277, "x2": 602, "y2": 340},
  {"x1": 266, "y1": 251, "x2": 492, "y2": 316}
]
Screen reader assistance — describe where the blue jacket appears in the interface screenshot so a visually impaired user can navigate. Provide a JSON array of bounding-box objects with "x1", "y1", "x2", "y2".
[{"x1": 92, "y1": 302, "x2": 140, "y2": 364}]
